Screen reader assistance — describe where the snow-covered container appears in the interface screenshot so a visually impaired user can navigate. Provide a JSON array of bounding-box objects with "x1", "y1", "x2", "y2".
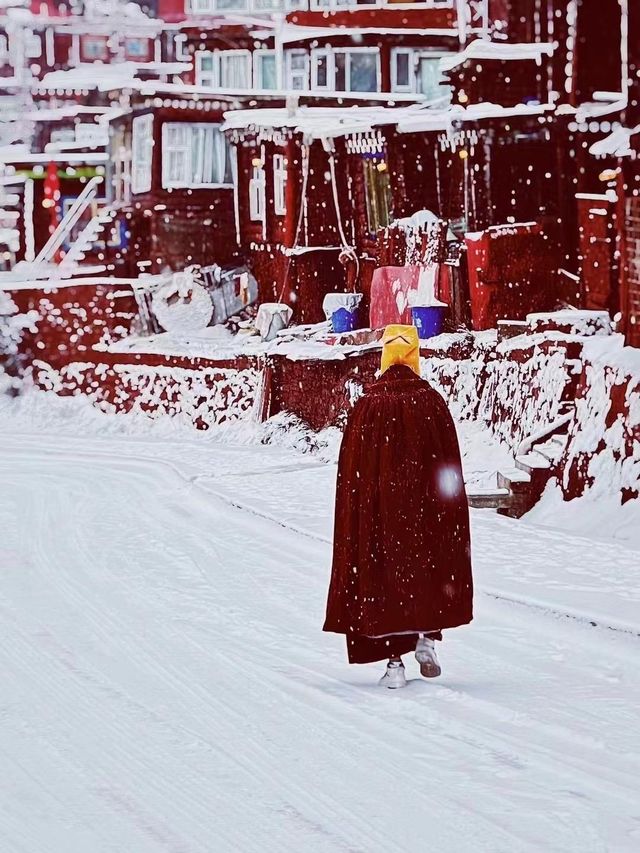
[{"x1": 256, "y1": 303, "x2": 293, "y2": 342}]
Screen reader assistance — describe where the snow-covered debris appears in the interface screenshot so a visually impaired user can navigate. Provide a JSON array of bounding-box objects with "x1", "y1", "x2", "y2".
[{"x1": 589, "y1": 125, "x2": 639, "y2": 158}]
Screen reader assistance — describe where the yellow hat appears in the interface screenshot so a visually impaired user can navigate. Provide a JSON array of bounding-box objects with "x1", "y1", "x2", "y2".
[{"x1": 380, "y1": 324, "x2": 420, "y2": 375}]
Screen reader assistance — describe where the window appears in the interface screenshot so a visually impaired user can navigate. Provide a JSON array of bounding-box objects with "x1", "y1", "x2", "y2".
[
  {"x1": 310, "y1": 48, "x2": 379, "y2": 93},
  {"x1": 125, "y1": 37, "x2": 151, "y2": 60},
  {"x1": 111, "y1": 126, "x2": 132, "y2": 204},
  {"x1": 220, "y1": 51, "x2": 251, "y2": 88},
  {"x1": 417, "y1": 55, "x2": 450, "y2": 100},
  {"x1": 254, "y1": 50, "x2": 278, "y2": 90},
  {"x1": 285, "y1": 50, "x2": 309, "y2": 91},
  {"x1": 132, "y1": 114, "x2": 153, "y2": 195},
  {"x1": 273, "y1": 154, "x2": 287, "y2": 216},
  {"x1": 195, "y1": 50, "x2": 251, "y2": 89},
  {"x1": 196, "y1": 52, "x2": 216, "y2": 87},
  {"x1": 24, "y1": 31, "x2": 42, "y2": 59},
  {"x1": 391, "y1": 48, "x2": 413, "y2": 93},
  {"x1": 363, "y1": 158, "x2": 392, "y2": 234},
  {"x1": 81, "y1": 36, "x2": 108, "y2": 61},
  {"x1": 390, "y1": 49, "x2": 452, "y2": 101},
  {"x1": 249, "y1": 163, "x2": 266, "y2": 223},
  {"x1": 161, "y1": 123, "x2": 232, "y2": 189}
]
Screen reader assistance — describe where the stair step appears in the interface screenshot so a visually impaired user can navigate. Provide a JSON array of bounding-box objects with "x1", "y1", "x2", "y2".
[
  {"x1": 467, "y1": 487, "x2": 512, "y2": 510},
  {"x1": 498, "y1": 467, "x2": 530, "y2": 483},
  {"x1": 516, "y1": 451, "x2": 551, "y2": 471}
]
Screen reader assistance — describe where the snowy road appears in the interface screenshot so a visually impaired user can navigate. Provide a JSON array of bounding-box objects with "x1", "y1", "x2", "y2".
[{"x1": 1, "y1": 426, "x2": 639, "y2": 852}]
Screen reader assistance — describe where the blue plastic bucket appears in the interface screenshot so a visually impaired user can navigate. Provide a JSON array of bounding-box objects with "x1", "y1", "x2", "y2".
[
  {"x1": 331, "y1": 306, "x2": 359, "y2": 333},
  {"x1": 412, "y1": 305, "x2": 447, "y2": 340}
]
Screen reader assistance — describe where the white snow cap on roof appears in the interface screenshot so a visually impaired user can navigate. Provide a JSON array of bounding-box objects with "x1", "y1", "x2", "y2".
[
  {"x1": 276, "y1": 22, "x2": 459, "y2": 44},
  {"x1": 223, "y1": 101, "x2": 556, "y2": 139},
  {"x1": 440, "y1": 41, "x2": 555, "y2": 72},
  {"x1": 35, "y1": 62, "x2": 190, "y2": 92},
  {"x1": 590, "y1": 126, "x2": 638, "y2": 158},
  {"x1": 222, "y1": 104, "x2": 426, "y2": 139}
]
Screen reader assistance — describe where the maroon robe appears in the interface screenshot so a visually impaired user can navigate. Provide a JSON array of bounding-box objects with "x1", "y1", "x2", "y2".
[{"x1": 324, "y1": 364, "x2": 473, "y2": 663}]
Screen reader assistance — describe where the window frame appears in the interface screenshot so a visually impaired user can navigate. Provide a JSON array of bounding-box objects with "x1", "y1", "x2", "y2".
[
  {"x1": 390, "y1": 47, "x2": 415, "y2": 93},
  {"x1": 310, "y1": 47, "x2": 381, "y2": 93},
  {"x1": 161, "y1": 122, "x2": 233, "y2": 190},
  {"x1": 124, "y1": 37, "x2": 151, "y2": 61},
  {"x1": 131, "y1": 113, "x2": 154, "y2": 195},
  {"x1": 415, "y1": 52, "x2": 452, "y2": 100},
  {"x1": 253, "y1": 48, "x2": 278, "y2": 90},
  {"x1": 285, "y1": 49, "x2": 310, "y2": 91},
  {"x1": 273, "y1": 153, "x2": 287, "y2": 216},
  {"x1": 249, "y1": 160, "x2": 266, "y2": 224},
  {"x1": 195, "y1": 49, "x2": 252, "y2": 90},
  {"x1": 218, "y1": 49, "x2": 252, "y2": 89},
  {"x1": 80, "y1": 35, "x2": 109, "y2": 62}
]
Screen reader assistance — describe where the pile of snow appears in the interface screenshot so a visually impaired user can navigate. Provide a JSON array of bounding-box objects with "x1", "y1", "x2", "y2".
[{"x1": 0, "y1": 289, "x2": 38, "y2": 358}]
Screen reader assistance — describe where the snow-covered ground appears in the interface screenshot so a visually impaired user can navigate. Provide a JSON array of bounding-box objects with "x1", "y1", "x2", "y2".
[{"x1": 1, "y1": 393, "x2": 639, "y2": 852}]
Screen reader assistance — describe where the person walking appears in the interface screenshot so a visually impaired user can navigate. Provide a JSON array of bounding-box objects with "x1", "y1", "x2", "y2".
[{"x1": 323, "y1": 324, "x2": 473, "y2": 688}]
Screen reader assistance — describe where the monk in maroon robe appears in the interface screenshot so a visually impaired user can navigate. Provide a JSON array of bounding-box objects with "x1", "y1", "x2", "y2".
[{"x1": 324, "y1": 325, "x2": 473, "y2": 687}]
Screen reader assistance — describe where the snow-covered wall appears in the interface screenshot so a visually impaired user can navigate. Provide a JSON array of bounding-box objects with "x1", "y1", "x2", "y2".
[
  {"x1": 562, "y1": 348, "x2": 640, "y2": 502},
  {"x1": 32, "y1": 356, "x2": 265, "y2": 429},
  {"x1": 7, "y1": 283, "x2": 139, "y2": 372},
  {"x1": 423, "y1": 329, "x2": 639, "y2": 502}
]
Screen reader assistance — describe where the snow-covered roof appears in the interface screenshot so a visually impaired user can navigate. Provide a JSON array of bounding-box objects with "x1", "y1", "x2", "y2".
[
  {"x1": 273, "y1": 23, "x2": 459, "y2": 44},
  {"x1": 224, "y1": 100, "x2": 556, "y2": 140},
  {"x1": 574, "y1": 97, "x2": 626, "y2": 123},
  {"x1": 136, "y1": 81, "x2": 422, "y2": 103},
  {"x1": 14, "y1": 106, "x2": 117, "y2": 123},
  {"x1": 440, "y1": 40, "x2": 555, "y2": 72},
  {"x1": 222, "y1": 104, "x2": 427, "y2": 139},
  {"x1": 397, "y1": 101, "x2": 555, "y2": 133},
  {"x1": 33, "y1": 62, "x2": 190, "y2": 94},
  {"x1": 589, "y1": 126, "x2": 639, "y2": 159},
  {"x1": 0, "y1": 144, "x2": 108, "y2": 165}
]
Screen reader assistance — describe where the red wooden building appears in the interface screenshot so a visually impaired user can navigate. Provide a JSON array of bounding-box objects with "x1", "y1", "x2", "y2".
[{"x1": 105, "y1": 94, "x2": 245, "y2": 276}]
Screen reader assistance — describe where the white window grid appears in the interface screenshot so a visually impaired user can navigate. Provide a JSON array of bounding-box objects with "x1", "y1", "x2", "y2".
[
  {"x1": 0, "y1": 34, "x2": 9, "y2": 63},
  {"x1": 253, "y1": 48, "x2": 278, "y2": 90},
  {"x1": 131, "y1": 114, "x2": 153, "y2": 195},
  {"x1": 285, "y1": 49, "x2": 309, "y2": 91},
  {"x1": 174, "y1": 34, "x2": 189, "y2": 62},
  {"x1": 273, "y1": 154, "x2": 287, "y2": 216},
  {"x1": 390, "y1": 47, "x2": 414, "y2": 93},
  {"x1": 161, "y1": 122, "x2": 232, "y2": 189},
  {"x1": 124, "y1": 37, "x2": 150, "y2": 59},
  {"x1": 195, "y1": 49, "x2": 252, "y2": 89},
  {"x1": 390, "y1": 48, "x2": 453, "y2": 97},
  {"x1": 310, "y1": 47, "x2": 381, "y2": 93},
  {"x1": 249, "y1": 162, "x2": 266, "y2": 223}
]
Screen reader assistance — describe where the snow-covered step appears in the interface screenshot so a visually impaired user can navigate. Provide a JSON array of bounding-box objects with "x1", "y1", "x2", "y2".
[
  {"x1": 532, "y1": 436, "x2": 567, "y2": 464},
  {"x1": 516, "y1": 451, "x2": 551, "y2": 471},
  {"x1": 466, "y1": 487, "x2": 511, "y2": 510},
  {"x1": 497, "y1": 467, "x2": 531, "y2": 487}
]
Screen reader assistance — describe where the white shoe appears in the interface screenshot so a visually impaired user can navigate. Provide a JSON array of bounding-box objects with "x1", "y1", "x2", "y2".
[
  {"x1": 378, "y1": 660, "x2": 407, "y2": 689},
  {"x1": 415, "y1": 637, "x2": 441, "y2": 678}
]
